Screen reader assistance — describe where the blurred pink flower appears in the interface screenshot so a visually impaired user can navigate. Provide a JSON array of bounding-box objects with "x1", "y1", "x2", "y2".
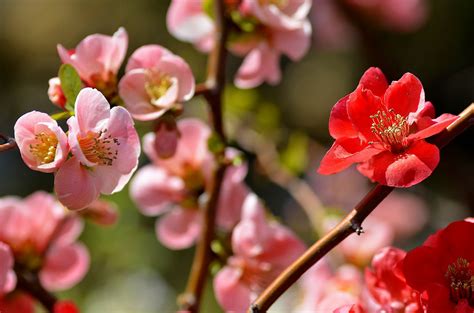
[
  {"x1": 166, "y1": 0, "x2": 214, "y2": 52},
  {"x1": 295, "y1": 261, "x2": 364, "y2": 313},
  {"x1": 166, "y1": 1, "x2": 311, "y2": 89},
  {"x1": 57, "y1": 27, "x2": 127, "y2": 94},
  {"x1": 152, "y1": 116, "x2": 180, "y2": 159},
  {"x1": 131, "y1": 118, "x2": 248, "y2": 249},
  {"x1": 119, "y1": 45, "x2": 195, "y2": 121},
  {"x1": 48, "y1": 77, "x2": 67, "y2": 109},
  {"x1": 364, "y1": 247, "x2": 423, "y2": 312},
  {"x1": 0, "y1": 243, "x2": 15, "y2": 296},
  {"x1": 14, "y1": 111, "x2": 69, "y2": 173},
  {"x1": 0, "y1": 192, "x2": 89, "y2": 292},
  {"x1": 214, "y1": 194, "x2": 305, "y2": 312},
  {"x1": 79, "y1": 199, "x2": 119, "y2": 226},
  {"x1": 55, "y1": 88, "x2": 140, "y2": 210}
]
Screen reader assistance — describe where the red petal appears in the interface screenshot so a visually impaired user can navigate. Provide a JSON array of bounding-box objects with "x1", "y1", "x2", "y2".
[
  {"x1": 369, "y1": 140, "x2": 439, "y2": 187},
  {"x1": 403, "y1": 246, "x2": 445, "y2": 292},
  {"x1": 347, "y1": 86, "x2": 385, "y2": 142},
  {"x1": 318, "y1": 138, "x2": 380, "y2": 175},
  {"x1": 384, "y1": 73, "x2": 424, "y2": 117},
  {"x1": 359, "y1": 67, "x2": 388, "y2": 97},
  {"x1": 409, "y1": 114, "x2": 458, "y2": 141},
  {"x1": 329, "y1": 95, "x2": 358, "y2": 139}
]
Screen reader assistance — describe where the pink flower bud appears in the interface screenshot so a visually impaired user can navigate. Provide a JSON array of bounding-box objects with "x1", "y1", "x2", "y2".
[{"x1": 48, "y1": 77, "x2": 67, "y2": 109}]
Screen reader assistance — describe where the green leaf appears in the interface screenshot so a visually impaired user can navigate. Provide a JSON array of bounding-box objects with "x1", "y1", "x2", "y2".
[
  {"x1": 207, "y1": 133, "x2": 225, "y2": 155},
  {"x1": 203, "y1": 0, "x2": 214, "y2": 19},
  {"x1": 59, "y1": 64, "x2": 82, "y2": 111},
  {"x1": 50, "y1": 111, "x2": 73, "y2": 121},
  {"x1": 280, "y1": 131, "x2": 309, "y2": 175}
]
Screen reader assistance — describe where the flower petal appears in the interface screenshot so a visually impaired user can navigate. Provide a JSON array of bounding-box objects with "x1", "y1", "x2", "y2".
[
  {"x1": 328, "y1": 95, "x2": 358, "y2": 139},
  {"x1": 369, "y1": 140, "x2": 439, "y2": 187},
  {"x1": 272, "y1": 21, "x2": 311, "y2": 61},
  {"x1": 318, "y1": 138, "x2": 380, "y2": 175},
  {"x1": 74, "y1": 88, "x2": 110, "y2": 134},
  {"x1": 40, "y1": 243, "x2": 90, "y2": 291},
  {"x1": 384, "y1": 73, "x2": 424, "y2": 117},
  {"x1": 213, "y1": 266, "x2": 251, "y2": 313},
  {"x1": 130, "y1": 165, "x2": 185, "y2": 216},
  {"x1": 409, "y1": 114, "x2": 458, "y2": 141},
  {"x1": 54, "y1": 157, "x2": 100, "y2": 210},
  {"x1": 155, "y1": 208, "x2": 201, "y2": 249},
  {"x1": 359, "y1": 67, "x2": 388, "y2": 97},
  {"x1": 125, "y1": 44, "x2": 172, "y2": 72}
]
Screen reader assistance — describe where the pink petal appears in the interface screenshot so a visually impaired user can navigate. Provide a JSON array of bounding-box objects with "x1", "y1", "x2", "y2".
[
  {"x1": 0, "y1": 243, "x2": 14, "y2": 295},
  {"x1": 318, "y1": 137, "x2": 381, "y2": 175},
  {"x1": 119, "y1": 69, "x2": 167, "y2": 121},
  {"x1": 54, "y1": 157, "x2": 100, "y2": 210},
  {"x1": 384, "y1": 73, "x2": 424, "y2": 117},
  {"x1": 74, "y1": 88, "x2": 111, "y2": 134},
  {"x1": 234, "y1": 44, "x2": 281, "y2": 89},
  {"x1": 156, "y1": 208, "x2": 201, "y2": 249},
  {"x1": 158, "y1": 55, "x2": 195, "y2": 101},
  {"x1": 213, "y1": 266, "x2": 251, "y2": 313},
  {"x1": 52, "y1": 216, "x2": 84, "y2": 246},
  {"x1": 328, "y1": 95, "x2": 359, "y2": 139},
  {"x1": 369, "y1": 140, "x2": 440, "y2": 187},
  {"x1": 40, "y1": 243, "x2": 90, "y2": 291},
  {"x1": 272, "y1": 21, "x2": 312, "y2": 61},
  {"x1": 125, "y1": 45, "x2": 172, "y2": 72},
  {"x1": 245, "y1": 0, "x2": 311, "y2": 30},
  {"x1": 130, "y1": 165, "x2": 185, "y2": 216}
]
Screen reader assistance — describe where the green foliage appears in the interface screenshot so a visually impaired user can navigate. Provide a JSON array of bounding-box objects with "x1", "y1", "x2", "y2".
[
  {"x1": 280, "y1": 131, "x2": 309, "y2": 175},
  {"x1": 207, "y1": 132, "x2": 226, "y2": 155},
  {"x1": 59, "y1": 64, "x2": 82, "y2": 112}
]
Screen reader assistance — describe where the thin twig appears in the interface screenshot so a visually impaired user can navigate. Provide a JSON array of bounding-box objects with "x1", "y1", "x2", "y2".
[
  {"x1": 249, "y1": 103, "x2": 474, "y2": 313},
  {"x1": 0, "y1": 134, "x2": 17, "y2": 152},
  {"x1": 15, "y1": 265, "x2": 57, "y2": 312},
  {"x1": 178, "y1": 0, "x2": 229, "y2": 312}
]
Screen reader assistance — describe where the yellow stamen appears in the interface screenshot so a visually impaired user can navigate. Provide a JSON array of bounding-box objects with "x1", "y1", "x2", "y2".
[
  {"x1": 370, "y1": 108, "x2": 409, "y2": 151},
  {"x1": 78, "y1": 130, "x2": 119, "y2": 166},
  {"x1": 29, "y1": 132, "x2": 58, "y2": 164}
]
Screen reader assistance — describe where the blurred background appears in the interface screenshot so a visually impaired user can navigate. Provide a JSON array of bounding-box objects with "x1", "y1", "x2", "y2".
[{"x1": 0, "y1": 0, "x2": 473, "y2": 312}]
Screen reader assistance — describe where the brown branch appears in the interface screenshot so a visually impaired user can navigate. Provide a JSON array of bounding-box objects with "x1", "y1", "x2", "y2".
[
  {"x1": 15, "y1": 265, "x2": 57, "y2": 312},
  {"x1": 0, "y1": 134, "x2": 17, "y2": 152},
  {"x1": 249, "y1": 103, "x2": 474, "y2": 313},
  {"x1": 178, "y1": 0, "x2": 229, "y2": 312}
]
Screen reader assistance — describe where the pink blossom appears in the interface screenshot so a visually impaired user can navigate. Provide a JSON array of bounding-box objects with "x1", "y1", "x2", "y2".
[
  {"x1": 119, "y1": 45, "x2": 195, "y2": 121},
  {"x1": 48, "y1": 77, "x2": 67, "y2": 109},
  {"x1": 166, "y1": 0, "x2": 214, "y2": 52},
  {"x1": 242, "y1": 0, "x2": 311, "y2": 30},
  {"x1": 57, "y1": 28, "x2": 127, "y2": 93},
  {"x1": 55, "y1": 88, "x2": 140, "y2": 210},
  {"x1": 214, "y1": 194, "x2": 305, "y2": 312},
  {"x1": 78, "y1": 199, "x2": 119, "y2": 226},
  {"x1": 0, "y1": 192, "x2": 89, "y2": 291},
  {"x1": 130, "y1": 118, "x2": 248, "y2": 249},
  {"x1": 0, "y1": 243, "x2": 15, "y2": 296},
  {"x1": 14, "y1": 111, "x2": 68, "y2": 173}
]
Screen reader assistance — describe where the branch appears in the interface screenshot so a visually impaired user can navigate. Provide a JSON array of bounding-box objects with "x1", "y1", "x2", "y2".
[
  {"x1": 249, "y1": 103, "x2": 474, "y2": 313},
  {"x1": 15, "y1": 266, "x2": 57, "y2": 312},
  {"x1": 0, "y1": 134, "x2": 17, "y2": 152},
  {"x1": 178, "y1": 0, "x2": 229, "y2": 312}
]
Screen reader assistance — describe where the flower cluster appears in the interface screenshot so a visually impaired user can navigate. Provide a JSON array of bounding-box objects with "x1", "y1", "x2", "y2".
[
  {"x1": 15, "y1": 88, "x2": 140, "y2": 210},
  {"x1": 167, "y1": 0, "x2": 312, "y2": 88},
  {"x1": 0, "y1": 192, "x2": 89, "y2": 312}
]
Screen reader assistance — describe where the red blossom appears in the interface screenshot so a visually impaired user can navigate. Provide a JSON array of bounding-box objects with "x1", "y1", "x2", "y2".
[
  {"x1": 403, "y1": 220, "x2": 474, "y2": 312},
  {"x1": 54, "y1": 300, "x2": 80, "y2": 313},
  {"x1": 318, "y1": 67, "x2": 458, "y2": 187}
]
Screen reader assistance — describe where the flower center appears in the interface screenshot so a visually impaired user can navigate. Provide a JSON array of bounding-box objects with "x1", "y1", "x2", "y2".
[
  {"x1": 29, "y1": 132, "x2": 58, "y2": 164},
  {"x1": 445, "y1": 258, "x2": 473, "y2": 305},
  {"x1": 145, "y1": 71, "x2": 173, "y2": 104},
  {"x1": 370, "y1": 108, "x2": 409, "y2": 151},
  {"x1": 78, "y1": 130, "x2": 119, "y2": 166}
]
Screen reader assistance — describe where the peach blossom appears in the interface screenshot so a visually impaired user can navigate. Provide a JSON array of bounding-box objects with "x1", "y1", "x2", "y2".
[
  {"x1": 57, "y1": 27, "x2": 127, "y2": 89},
  {"x1": 14, "y1": 111, "x2": 68, "y2": 173},
  {"x1": 119, "y1": 45, "x2": 195, "y2": 121},
  {"x1": 214, "y1": 194, "x2": 305, "y2": 312},
  {"x1": 0, "y1": 192, "x2": 89, "y2": 292},
  {"x1": 131, "y1": 118, "x2": 248, "y2": 249},
  {"x1": 55, "y1": 88, "x2": 140, "y2": 210}
]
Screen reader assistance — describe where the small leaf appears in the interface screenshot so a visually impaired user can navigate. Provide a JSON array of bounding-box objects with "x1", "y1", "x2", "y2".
[
  {"x1": 207, "y1": 133, "x2": 225, "y2": 155},
  {"x1": 59, "y1": 64, "x2": 82, "y2": 111},
  {"x1": 50, "y1": 111, "x2": 73, "y2": 121}
]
